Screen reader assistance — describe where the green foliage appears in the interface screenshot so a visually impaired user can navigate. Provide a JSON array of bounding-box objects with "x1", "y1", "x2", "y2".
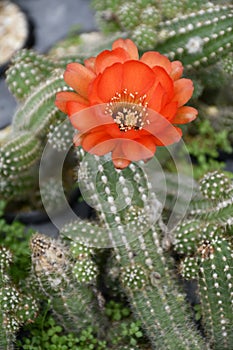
[
  {"x1": 184, "y1": 116, "x2": 232, "y2": 179},
  {"x1": 105, "y1": 300, "x2": 130, "y2": 321},
  {"x1": 0, "y1": 207, "x2": 39, "y2": 349},
  {"x1": 17, "y1": 316, "x2": 107, "y2": 350},
  {"x1": 0, "y1": 201, "x2": 33, "y2": 282}
]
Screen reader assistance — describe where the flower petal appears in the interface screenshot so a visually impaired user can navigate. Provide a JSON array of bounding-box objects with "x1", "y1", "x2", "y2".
[
  {"x1": 112, "y1": 157, "x2": 131, "y2": 169},
  {"x1": 84, "y1": 57, "x2": 96, "y2": 72},
  {"x1": 121, "y1": 61, "x2": 156, "y2": 95},
  {"x1": 89, "y1": 63, "x2": 123, "y2": 102},
  {"x1": 55, "y1": 91, "x2": 88, "y2": 114},
  {"x1": 172, "y1": 79, "x2": 194, "y2": 107},
  {"x1": 170, "y1": 61, "x2": 183, "y2": 80},
  {"x1": 153, "y1": 126, "x2": 182, "y2": 146},
  {"x1": 66, "y1": 101, "x2": 89, "y2": 116},
  {"x1": 144, "y1": 109, "x2": 182, "y2": 145},
  {"x1": 133, "y1": 137, "x2": 156, "y2": 158},
  {"x1": 82, "y1": 132, "x2": 116, "y2": 155},
  {"x1": 141, "y1": 51, "x2": 172, "y2": 73},
  {"x1": 159, "y1": 101, "x2": 178, "y2": 121},
  {"x1": 94, "y1": 47, "x2": 130, "y2": 74},
  {"x1": 111, "y1": 142, "x2": 131, "y2": 169},
  {"x1": 112, "y1": 38, "x2": 139, "y2": 60},
  {"x1": 64, "y1": 62, "x2": 96, "y2": 98},
  {"x1": 152, "y1": 66, "x2": 174, "y2": 100},
  {"x1": 147, "y1": 83, "x2": 165, "y2": 111},
  {"x1": 172, "y1": 106, "x2": 198, "y2": 124},
  {"x1": 69, "y1": 105, "x2": 114, "y2": 132},
  {"x1": 113, "y1": 138, "x2": 155, "y2": 163}
]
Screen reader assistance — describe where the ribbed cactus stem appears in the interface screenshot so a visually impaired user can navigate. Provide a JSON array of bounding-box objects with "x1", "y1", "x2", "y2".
[
  {"x1": 0, "y1": 131, "x2": 41, "y2": 176},
  {"x1": 156, "y1": 5, "x2": 233, "y2": 68},
  {"x1": 0, "y1": 246, "x2": 39, "y2": 349},
  {"x1": 6, "y1": 49, "x2": 57, "y2": 101},
  {"x1": 189, "y1": 171, "x2": 233, "y2": 227},
  {"x1": 174, "y1": 170, "x2": 233, "y2": 350},
  {"x1": 61, "y1": 151, "x2": 208, "y2": 350},
  {"x1": 0, "y1": 125, "x2": 12, "y2": 147},
  {"x1": 181, "y1": 238, "x2": 233, "y2": 350},
  {"x1": 198, "y1": 238, "x2": 233, "y2": 349},
  {"x1": 30, "y1": 233, "x2": 105, "y2": 334},
  {"x1": 12, "y1": 71, "x2": 70, "y2": 139},
  {"x1": 0, "y1": 131, "x2": 42, "y2": 200}
]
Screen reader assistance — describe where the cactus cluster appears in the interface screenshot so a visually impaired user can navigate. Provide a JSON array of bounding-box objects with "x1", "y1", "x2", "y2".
[
  {"x1": 16, "y1": 158, "x2": 231, "y2": 349},
  {"x1": 0, "y1": 31, "x2": 121, "y2": 212},
  {"x1": 29, "y1": 233, "x2": 105, "y2": 334},
  {"x1": 0, "y1": 246, "x2": 39, "y2": 349},
  {"x1": 0, "y1": 0, "x2": 232, "y2": 349},
  {"x1": 1, "y1": 50, "x2": 78, "y2": 210},
  {"x1": 92, "y1": 0, "x2": 233, "y2": 65},
  {"x1": 59, "y1": 151, "x2": 209, "y2": 350},
  {"x1": 174, "y1": 171, "x2": 233, "y2": 350}
]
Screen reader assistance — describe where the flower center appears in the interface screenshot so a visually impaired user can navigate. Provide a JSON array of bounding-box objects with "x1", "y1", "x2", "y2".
[{"x1": 106, "y1": 89, "x2": 149, "y2": 132}]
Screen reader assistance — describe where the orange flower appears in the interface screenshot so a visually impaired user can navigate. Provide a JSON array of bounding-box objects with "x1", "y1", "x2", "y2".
[{"x1": 55, "y1": 39, "x2": 197, "y2": 169}]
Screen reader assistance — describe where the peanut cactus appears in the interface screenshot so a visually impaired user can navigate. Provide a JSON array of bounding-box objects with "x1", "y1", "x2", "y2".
[
  {"x1": 0, "y1": 246, "x2": 39, "y2": 349},
  {"x1": 6, "y1": 50, "x2": 57, "y2": 101},
  {"x1": 1, "y1": 1, "x2": 232, "y2": 348},
  {"x1": 0, "y1": 131, "x2": 41, "y2": 200},
  {"x1": 59, "y1": 149, "x2": 209, "y2": 350},
  {"x1": 2, "y1": 60, "x2": 74, "y2": 205},
  {"x1": 155, "y1": 5, "x2": 233, "y2": 68},
  {"x1": 174, "y1": 171, "x2": 233, "y2": 350},
  {"x1": 92, "y1": 0, "x2": 233, "y2": 67},
  {"x1": 29, "y1": 232, "x2": 106, "y2": 334}
]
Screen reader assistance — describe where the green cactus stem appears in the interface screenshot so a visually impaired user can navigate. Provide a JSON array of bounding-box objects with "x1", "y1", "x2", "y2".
[
  {"x1": 0, "y1": 126, "x2": 12, "y2": 147},
  {"x1": 92, "y1": 1, "x2": 233, "y2": 66},
  {"x1": 221, "y1": 52, "x2": 233, "y2": 75},
  {"x1": 12, "y1": 71, "x2": 69, "y2": 139},
  {"x1": 0, "y1": 246, "x2": 39, "y2": 349},
  {"x1": 60, "y1": 150, "x2": 208, "y2": 350},
  {"x1": 0, "y1": 131, "x2": 42, "y2": 200},
  {"x1": 0, "y1": 131, "x2": 41, "y2": 177},
  {"x1": 180, "y1": 237, "x2": 233, "y2": 350},
  {"x1": 6, "y1": 49, "x2": 57, "y2": 101},
  {"x1": 155, "y1": 5, "x2": 233, "y2": 68},
  {"x1": 174, "y1": 171, "x2": 233, "y2": 350},
  {"x1": 29, "y1": 233, "x2": 106, "y2": 335}
]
